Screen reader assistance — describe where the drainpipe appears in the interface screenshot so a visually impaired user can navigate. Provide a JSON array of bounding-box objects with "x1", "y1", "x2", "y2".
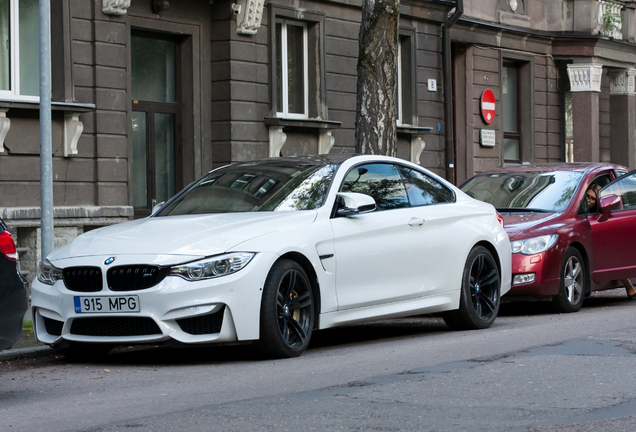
[{"x1": 442, "y1": 0, "x2": 463, "y2": 184}]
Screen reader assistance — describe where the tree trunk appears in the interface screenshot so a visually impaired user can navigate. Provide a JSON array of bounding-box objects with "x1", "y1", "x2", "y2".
[{"x1": 355, "y1": 0, "x2": 400, "y2": 156}]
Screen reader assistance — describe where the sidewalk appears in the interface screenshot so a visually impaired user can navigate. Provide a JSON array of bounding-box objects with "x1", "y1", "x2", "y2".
[
  {"x1": 0, "y1": 316, "x2": 53, "y2": 362},
  {"x1": 0, "y1": 344, "x2": 52, "y2": 362}
]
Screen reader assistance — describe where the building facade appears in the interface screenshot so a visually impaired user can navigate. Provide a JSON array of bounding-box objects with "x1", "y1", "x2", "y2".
[
  {"x1": 1, "y1": 0, "x2": 636, "y2": 282},
  {"x1": 450, "y1": 0, "x2": 636, "y2": 183}
]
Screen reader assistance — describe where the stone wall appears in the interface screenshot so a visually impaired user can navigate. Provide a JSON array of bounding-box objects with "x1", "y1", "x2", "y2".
[
  {"x1": 210, "y1": 0, "x2": 270, "y2": 166},
  {"x1": 534, "y1": 55, "x2": 562, "y2": 163},
  {"x1": 209, "y1": 0, "x2": 447, "y2": 172},
  {"x1": 600, "y1": 73, "x2": 611, "y2": 163},
  {"x1": 414, "y1": 21, "x2": 445, "y2": 175},
  {"x1": 471, "y1": 46, "x2": 500, "y2": 174}
]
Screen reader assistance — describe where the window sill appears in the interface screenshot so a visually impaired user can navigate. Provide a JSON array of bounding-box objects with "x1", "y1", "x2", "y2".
[
  {"x1": 397, "y1": 125, "x2": 434, "y2": 135},
  {"x1": 265, "y1": 117, "x2": 341, "y2": 156},
  {"x1": 0, "y1": 100, "x2": 95, "y2": 113},
  {"x1": 264, "y1": 116, "x2": 342, "y2": 130}
]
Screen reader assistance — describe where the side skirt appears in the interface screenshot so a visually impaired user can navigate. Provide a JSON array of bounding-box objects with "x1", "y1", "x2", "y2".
[{"x1": 318, "y1": 291, "x2": 461, "y2": 330}]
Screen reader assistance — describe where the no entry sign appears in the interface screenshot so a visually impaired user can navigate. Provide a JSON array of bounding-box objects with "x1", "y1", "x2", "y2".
[{"x1": 481, "y1": 89, "x2": 496, "y2": 124}]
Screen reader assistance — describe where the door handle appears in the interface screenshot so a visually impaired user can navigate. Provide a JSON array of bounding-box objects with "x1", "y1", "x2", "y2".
[{"x1": 408, "y1": 217, "x2": 425, "y2": 227}]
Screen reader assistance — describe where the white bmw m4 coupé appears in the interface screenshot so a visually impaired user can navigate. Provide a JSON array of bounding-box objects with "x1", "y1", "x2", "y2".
[{"x1": 32, "y1": 154, "x2": 511, "y2": 358}]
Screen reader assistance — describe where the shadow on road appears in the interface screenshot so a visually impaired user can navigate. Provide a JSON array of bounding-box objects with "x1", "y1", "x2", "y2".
[
  {"x1": 499, "y1": 289, "x2": 632, "y2": 317},
  {"x1": 310, "y1": 317, "x2": 448, "y2": 349},
  {"x1": 27, "y1": 290, "x2": 633, "y2": 369},
  {"x1": 43, "y1": 317, "x2": 450, "y2": 367}
]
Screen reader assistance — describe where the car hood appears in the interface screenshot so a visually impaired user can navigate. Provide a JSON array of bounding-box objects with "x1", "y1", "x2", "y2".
[
  {"x1": 502, "y1": 212, "x2": 560, "y2": 240},
  {"x1": 48, "y1": 211, "x2": 318, "y2": 261}
]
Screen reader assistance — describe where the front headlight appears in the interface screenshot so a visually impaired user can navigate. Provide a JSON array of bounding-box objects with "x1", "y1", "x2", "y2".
[
  {"x1": 37, "y1": 260, "x2": 63, "y2": 285},
  {"x1": 170, "y1": 252, "x2": 255, "y2": 281},
  {"x1": 511, "y1": 234, "x2": 558, "y2": 255}
]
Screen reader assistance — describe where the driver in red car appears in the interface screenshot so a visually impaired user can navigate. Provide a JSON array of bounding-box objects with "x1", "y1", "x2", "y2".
[
  {"x1": 586, "y1": 183, "x2": 636, "y2": 299},
  {"x1": 585, "y1": 184, "x2": 601, "y2": 213}
]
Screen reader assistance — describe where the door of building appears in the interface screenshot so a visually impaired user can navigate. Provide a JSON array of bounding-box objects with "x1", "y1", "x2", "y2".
[{"x1": 131, "y1": 32, "x2": 182, "y2": 218}]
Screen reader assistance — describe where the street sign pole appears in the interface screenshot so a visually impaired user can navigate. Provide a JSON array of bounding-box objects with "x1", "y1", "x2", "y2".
[{"x1": 39, "y1": 0, "x2": 53, "y2": 260}]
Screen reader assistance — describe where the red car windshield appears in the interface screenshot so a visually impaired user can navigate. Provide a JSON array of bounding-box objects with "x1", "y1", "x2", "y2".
[{"x1": 461, "y1": 171, "x2": 584, "y2": 213}]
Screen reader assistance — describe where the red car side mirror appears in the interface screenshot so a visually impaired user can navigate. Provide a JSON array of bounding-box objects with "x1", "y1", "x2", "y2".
[{"x1": 599, "y1": 194, "x2": 621, "y2": 216}]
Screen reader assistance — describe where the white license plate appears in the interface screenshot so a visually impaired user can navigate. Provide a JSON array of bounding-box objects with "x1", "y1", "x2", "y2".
[{"x1": 74, "y1": 296, "x2": 140, "y2": 313}]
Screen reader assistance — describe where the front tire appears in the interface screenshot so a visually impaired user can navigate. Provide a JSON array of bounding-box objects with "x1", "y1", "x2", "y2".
[
  {"x1": 443, "y1": 246, "x2": 501, "y2": 330},
  {"x1": 552, "y1": 247, "x2": 586, "y2": 313},
  {"x1": 255, "y1": 259, "x2": 314, "y2": 358}
]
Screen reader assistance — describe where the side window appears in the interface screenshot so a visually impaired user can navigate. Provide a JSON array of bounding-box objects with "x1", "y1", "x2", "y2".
[
  {"x1": 580, "y1": 173, "x2": 612, "y2": 215},
  {"x1": 601, "y1": 172, "x2": 636, "y2": 212},
  {"x1": 615, "y1": 169, "x2": 629, "y2": 179},
  {"x1": 341, "y1": 164, "x2": 409, "y2": 211},
  {"x1": 398, "y1": 166, "x2": 454, "y2": 206}
]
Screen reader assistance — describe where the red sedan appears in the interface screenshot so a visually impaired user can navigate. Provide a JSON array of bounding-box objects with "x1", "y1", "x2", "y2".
[{"x1": 461, "y1": 163, "x2": 636, "y2": 312}]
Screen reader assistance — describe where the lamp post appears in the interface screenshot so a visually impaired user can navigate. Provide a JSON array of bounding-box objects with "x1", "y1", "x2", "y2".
[{"x1": 39, "y1": 0, "x2": 53, "y2": 259}]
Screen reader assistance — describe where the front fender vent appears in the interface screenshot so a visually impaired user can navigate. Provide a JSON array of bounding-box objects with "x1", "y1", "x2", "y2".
[
  {"x1": 176, "y1": 306, "x2": 225, "y2": 335},
  {"x1": 43, "y1": 317, "x2": 64, "y2": 336}
]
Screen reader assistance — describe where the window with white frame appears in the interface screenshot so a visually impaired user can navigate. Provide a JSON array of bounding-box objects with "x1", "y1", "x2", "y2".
[
  {"x1": 275, "y1": 19, "x2": 308, "y2": 118},
  {"x1": 0, "y1": 0, "x2": 39, "y2": 100}
]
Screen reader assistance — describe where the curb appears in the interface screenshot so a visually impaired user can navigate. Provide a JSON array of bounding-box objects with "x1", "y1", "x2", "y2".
[{"x1": 0, "y1": 345, "x2": 54, "y2": 362}]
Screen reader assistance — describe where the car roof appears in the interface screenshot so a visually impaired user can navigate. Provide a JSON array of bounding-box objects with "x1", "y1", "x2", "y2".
[
  {"x1": 472, "y1": 162, "x2": 626, "y2": 176},
  {"x1": 230, "y1": 153, "x2": 358, "y2": 169}
]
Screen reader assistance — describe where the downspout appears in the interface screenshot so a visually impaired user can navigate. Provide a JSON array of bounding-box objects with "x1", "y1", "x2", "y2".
[{"x1": 442, "y1": 0, "x2": 463, "y2": 183}]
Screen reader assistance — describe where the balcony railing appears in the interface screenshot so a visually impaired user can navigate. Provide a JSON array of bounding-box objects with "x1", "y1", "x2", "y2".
[{"x1": 597, "y1": 0, "x2": 623, "y2": 39}]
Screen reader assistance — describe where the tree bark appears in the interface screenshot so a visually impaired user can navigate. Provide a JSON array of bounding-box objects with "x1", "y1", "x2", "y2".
[{"x1": 355, "y1": 0, "x2": 400, "y2": 156}]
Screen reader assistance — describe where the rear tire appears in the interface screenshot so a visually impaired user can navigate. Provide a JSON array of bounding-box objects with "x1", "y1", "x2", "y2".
[
  {"x1": 255, "y1": 259, "x2": 314, "y2": 359},
  {"x1": 443, "y1": 246, "x2": 501, "y2": 330},
  {"x1": 552, "y1": 247, "x2": 586, "y2": 313}
]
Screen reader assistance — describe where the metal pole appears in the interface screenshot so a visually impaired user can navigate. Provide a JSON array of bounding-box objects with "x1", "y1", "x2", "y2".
[{"x1": 39, "y1": 0, "x2": 53, "y2": 259}]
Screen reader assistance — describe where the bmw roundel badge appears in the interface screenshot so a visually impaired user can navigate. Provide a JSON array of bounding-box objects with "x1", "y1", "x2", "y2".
[{"x1": 104, "y1": 257, "x2": 116, "y2": 265}]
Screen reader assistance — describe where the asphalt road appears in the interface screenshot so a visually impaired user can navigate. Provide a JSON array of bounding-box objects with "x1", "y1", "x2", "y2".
[{"x1": 2, "y1": 290, "x2": 636, "y2": 432}]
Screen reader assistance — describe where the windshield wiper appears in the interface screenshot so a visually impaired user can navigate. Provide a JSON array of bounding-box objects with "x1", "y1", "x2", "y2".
[{"x1": 496, "y1": 207, "x2": 555, "y2": 213}]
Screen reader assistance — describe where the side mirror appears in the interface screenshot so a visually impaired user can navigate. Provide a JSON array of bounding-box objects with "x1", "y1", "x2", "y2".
[
  {"x1": 599, "y1": 194, "x2": 620, "y2": 215},
  {"x1": 151, "y1": 201, "x2": 166, "y2": 216},
  {"x1": 336, "y1": 192, "x2": 376, "y2": 217},
  {"x1": 597, "y1": 194, "x2": 621, "y2": 222}
]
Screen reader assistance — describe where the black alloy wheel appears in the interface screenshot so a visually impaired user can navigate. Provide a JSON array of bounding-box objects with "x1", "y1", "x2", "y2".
[
  {"x1": 443, "y1": 246, "x2": 501, "y2": 330},
  {"x1": 256, "y1": 259, "x2": 314, "y2": 358}
]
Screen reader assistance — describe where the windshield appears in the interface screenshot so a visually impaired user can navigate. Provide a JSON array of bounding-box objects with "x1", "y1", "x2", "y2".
[
  {"x1": 157, "y1": 163, "x2": 338, "y2": 216},
  {"x1": 460, "y1": 170, "x2": 584, "y2": 212}
]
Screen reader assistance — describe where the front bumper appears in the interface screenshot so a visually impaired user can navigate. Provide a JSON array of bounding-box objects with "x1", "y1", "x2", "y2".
[
  {"x1": 505, "y1": 250, "x2": 561, "y2": 297},
  {"x1": 31, "y1": 253, "x2": 274, "y2": 347}
]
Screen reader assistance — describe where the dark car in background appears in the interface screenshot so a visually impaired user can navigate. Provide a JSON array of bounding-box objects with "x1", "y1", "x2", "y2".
[
  {"x1": 0, "y1": 218, "x2": 28, "y2": 351},
  {"x1": 461, "y1": 163, "x2": 636, "y2": 313}
]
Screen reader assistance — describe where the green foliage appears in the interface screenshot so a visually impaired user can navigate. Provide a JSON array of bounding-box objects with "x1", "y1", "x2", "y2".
[{"x1": 600, "y1": 11, "x2": 622, "y2": 35}]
